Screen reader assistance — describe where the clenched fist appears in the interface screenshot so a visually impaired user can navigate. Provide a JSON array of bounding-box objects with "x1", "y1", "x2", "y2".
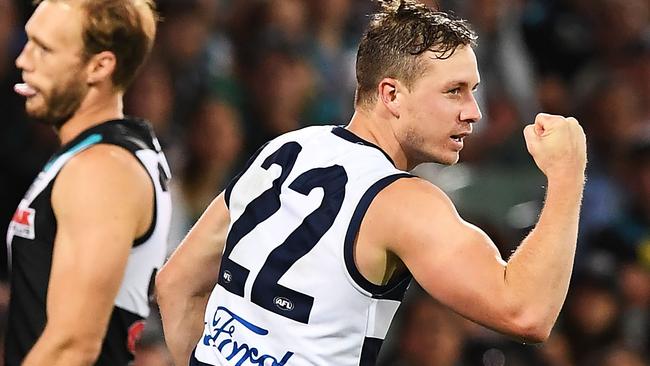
[{"x1": 524, "y1": 113, "x2": 587, "y2": 180}]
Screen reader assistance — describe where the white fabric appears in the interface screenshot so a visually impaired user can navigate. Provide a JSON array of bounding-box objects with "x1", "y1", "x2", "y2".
[{"x1": 196, "y1": 126, "x2": 408, "y2": 366}]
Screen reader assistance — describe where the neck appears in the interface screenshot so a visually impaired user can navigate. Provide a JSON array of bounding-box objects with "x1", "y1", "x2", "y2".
[
  {"x1": 58, "y1": 88, "x2": 124, "y2": 145},
  {"x1": 346, "y1": 107, "x2": 409, "y2": 171}
]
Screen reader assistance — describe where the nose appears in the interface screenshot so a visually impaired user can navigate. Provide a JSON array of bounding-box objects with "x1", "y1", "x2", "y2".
[
  {"x1": 15, "y1": 42, "x2": 32, "y2": 72},
  {"x1": 460, "y1": 94, "x2": 482, "y2": 123}
]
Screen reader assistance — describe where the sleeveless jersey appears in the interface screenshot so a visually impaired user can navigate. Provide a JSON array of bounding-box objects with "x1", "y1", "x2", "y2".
[
  {"x1": 191, "y1": 126, "x2": 414, "y2": 366},
  {"x1": 5, "y1": 118, "x2": 172, "y2": 366}
]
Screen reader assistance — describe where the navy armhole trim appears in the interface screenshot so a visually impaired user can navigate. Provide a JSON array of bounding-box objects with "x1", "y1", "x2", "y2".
[
  {"x1": 331, "y1": 126, "x2": 396, "y2": 167},
  {"x1": 344, "y1": 173, "x2": 415, "y2": 299},
  {"x1": 224, "y1": 142, "x2": 269, "y2": 209}
]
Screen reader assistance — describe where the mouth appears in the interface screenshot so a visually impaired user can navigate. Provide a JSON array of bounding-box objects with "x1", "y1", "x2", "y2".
[
  {"x1": 14, "y1": 82, "x2": 38, "y2": 98},
  {"x1": 450, "y1": 132, "x2": 471, "y2": 143}
]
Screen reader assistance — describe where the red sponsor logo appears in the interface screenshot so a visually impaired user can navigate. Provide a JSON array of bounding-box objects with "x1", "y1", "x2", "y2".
[
  {"x1": 9, "y1": 207, "x2": 35, "y2": 240},
  {"x1": 12, "y1": 209, "x2": 31, "y2": 225},
  {"x1": 127, "y1": 320, "x2": 146, "y2": 354}
]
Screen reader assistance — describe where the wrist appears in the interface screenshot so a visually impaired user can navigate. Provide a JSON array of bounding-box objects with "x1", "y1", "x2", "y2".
[
  {"x1": 545, "y1": 167, "x2": 585, "y2": 184},
  {"x1": 546, "y1": 172, "x2": 585, "y2": 194}
]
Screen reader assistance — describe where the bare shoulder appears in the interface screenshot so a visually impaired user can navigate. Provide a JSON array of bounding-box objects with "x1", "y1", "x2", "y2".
[
  {"x1": 355, "y1": 175, "x2": 468, "y2": 284},
  {"x1": 52, "y1": 144, "x2": 152, "y2": 214},
  {"x1": 364, "y1": 175, "x2": 469, "y2": 255},
  {"x1": 371, "y1": 176, "x2": 458, "y2": 219},
  {"x1": 55, "y1": 144, "x2": 150, "y2": 191}
]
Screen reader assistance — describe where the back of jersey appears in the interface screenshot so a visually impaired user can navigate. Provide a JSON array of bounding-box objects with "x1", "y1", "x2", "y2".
[{"x1": 192, "y1": 126, "x2": 413, "y2": 366}]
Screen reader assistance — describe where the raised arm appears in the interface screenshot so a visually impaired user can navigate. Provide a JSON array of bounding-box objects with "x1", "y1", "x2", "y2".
[
  {"x1": 363, "y1": 113, "x2": 586, "y2": 342},
  {"x1": 22, "y1": 145, "x2": 153, "y2": 366},
  {"x1": 156, "y1": 192, "x2": 230, "y2": 365}
]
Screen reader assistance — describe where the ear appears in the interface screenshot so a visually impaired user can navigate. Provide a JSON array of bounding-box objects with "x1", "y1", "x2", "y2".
[
  {"x1": 378, "y1": 77, "x2": 401, "y2": 118},
  {"x1": 85, "y1": 51, "x2": 117, "y2": 86}
]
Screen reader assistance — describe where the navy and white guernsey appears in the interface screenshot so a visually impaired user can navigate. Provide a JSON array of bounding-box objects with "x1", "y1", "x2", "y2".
[
  {"x1": 192, "y1": 126, "x2": 414, "y2": 366},
  {"x1": 5, "y1": 118, "x2": 172, "y2": 366}
]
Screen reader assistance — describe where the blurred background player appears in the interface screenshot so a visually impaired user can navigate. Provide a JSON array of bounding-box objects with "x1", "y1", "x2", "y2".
[{"x1": 5, "y1": 0, "x2": 171, "y2": 365}]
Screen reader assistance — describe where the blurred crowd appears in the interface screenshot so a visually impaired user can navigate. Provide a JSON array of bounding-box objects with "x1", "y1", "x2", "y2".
[{"x1": 0, "y1": 0, "x2": 648, "y2": 365}]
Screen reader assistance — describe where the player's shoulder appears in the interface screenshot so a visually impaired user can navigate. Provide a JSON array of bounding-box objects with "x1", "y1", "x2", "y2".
[
  {"x1": 270, "y1": 124, "x2": 336, "y2": 144},
  {"x1": 372, "y1": 176, "x2": 456, "y2": 216},
  {"x1": 383, "y1": 175, "x2": 447, "y2": 196},
  {"x1": 254, "y1": 125, "x2": 342, "y2": 161},
  {"x1": 68, "y1": 144, "x2": 142, "y2": 172},
  {"x1": 51, "y1": 143, "x2": 154, "y2": 219},
  {"x1": 56, "y1": 144, "x2": 150, "y2": 193}
]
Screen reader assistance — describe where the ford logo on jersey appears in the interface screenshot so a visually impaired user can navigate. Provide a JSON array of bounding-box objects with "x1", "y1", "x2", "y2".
[
  {"x1": 203, "y1": 306, "x2": 294, "y2": 365},
  {"x1": 273, "y1": 297, "x2": 294, "y2": 311}
]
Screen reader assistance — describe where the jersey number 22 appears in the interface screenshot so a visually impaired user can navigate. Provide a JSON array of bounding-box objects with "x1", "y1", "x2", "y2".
[{"x1": 218, "y1": 142, "x2": 348, "y2": 323}]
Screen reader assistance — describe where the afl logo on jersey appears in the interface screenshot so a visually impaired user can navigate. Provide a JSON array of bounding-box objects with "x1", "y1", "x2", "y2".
[
  {"x1": 223, "y1": 270, "x2": 232, "y2": 283},
  {"x1": 273, "y1": 296, "x2": 294, "y2": 311}
]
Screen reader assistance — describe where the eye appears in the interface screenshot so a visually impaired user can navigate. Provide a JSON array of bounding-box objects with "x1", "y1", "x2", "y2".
[
  {"x1": 447, "y1": 87, "x2": 461, "y2": 95},
  {"x1": 36, "y1": 43, "x2": 51, "y2": 55},
  {"x1": 27, "y1": 39, "x2": 51, "y2": 57}
]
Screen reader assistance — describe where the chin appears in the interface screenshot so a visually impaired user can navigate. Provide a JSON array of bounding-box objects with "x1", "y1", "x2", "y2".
[
  {"x1": 410, "y1": 147, "x2": 459, "y2": 167},
  {"x1": 435, "y1": 153, "x2": 460, "y2": 166},
  {"x1": 26, "y1": 108, "x2": 46, "y2": 120},
  {"x1": 25, "y1": 99, "x2": 45, "y2": 116},
  {"x1": 440, "y1": 160, "x2": 458, "y2": 166}
]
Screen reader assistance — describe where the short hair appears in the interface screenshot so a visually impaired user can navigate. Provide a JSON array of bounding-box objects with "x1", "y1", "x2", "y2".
[
  {"x1": 355, "y1": 0, "x2": 477, "y2": 109},
  {"x1": 36, "y1": 0, "x2": 158, "y2": 90}
]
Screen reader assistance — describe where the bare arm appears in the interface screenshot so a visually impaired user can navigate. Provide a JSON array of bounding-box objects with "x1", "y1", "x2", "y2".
[
  {"x1": 22, "y1": 145, "x2": 153, "y2": 366},
  {"x1": 363, "y1": 114, "x2": 586, "y2": 342},
  {"x1": 156, "y1": 193, "x2": 229, "y2": 366}
]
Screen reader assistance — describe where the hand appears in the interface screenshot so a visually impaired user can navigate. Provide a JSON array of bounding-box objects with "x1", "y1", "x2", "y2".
[{"x1": 524, "y1": 113, "x2": 587, "y2": 180}]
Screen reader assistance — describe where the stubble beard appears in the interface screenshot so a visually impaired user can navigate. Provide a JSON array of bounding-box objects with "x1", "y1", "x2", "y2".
[
  {"x1": 403, "y1": 128, "x2": 459, "y2": 168},
  {"x1": 27, "y1": 73, "x2": 89, "y2": 130}
]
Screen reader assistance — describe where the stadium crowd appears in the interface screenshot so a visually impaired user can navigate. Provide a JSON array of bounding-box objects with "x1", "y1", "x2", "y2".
[{"x1": 0, "y1": 0, "x2": 648, "y2": 365}]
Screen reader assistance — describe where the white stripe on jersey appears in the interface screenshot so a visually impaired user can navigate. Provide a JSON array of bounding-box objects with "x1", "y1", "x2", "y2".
[{"x1": 113, "y1": 149, "x2": 171, "y2": 317}]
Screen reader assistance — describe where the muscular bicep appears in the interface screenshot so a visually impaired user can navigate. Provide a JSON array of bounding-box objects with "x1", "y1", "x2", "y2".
[
  {"x1": 373, "y1": 179, "x2": 515, "y2": 333},
  {"x1": 46, "y1": 145, "x2": 151, "y2": 342}
]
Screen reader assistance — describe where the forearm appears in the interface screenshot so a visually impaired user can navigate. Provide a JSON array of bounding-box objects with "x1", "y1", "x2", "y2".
[
  {"x1": 504, "y1": 174, "x2": 584, "y2": 331},
  {"x1": 156, "y1": 193, "x2": 228, "y2": 362},
  {"x1": 156, "y1": 248, "x2": 220, "y2": 364},
  {"x1": 158, "y1": 285, "x2": 210, "y2": 365},
  {"x1": 156, "y1": 248, "x2": 221, "y2": 364},
  {"x1": 22, "y1": 330, "x2": 100, "y2": 366}
]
